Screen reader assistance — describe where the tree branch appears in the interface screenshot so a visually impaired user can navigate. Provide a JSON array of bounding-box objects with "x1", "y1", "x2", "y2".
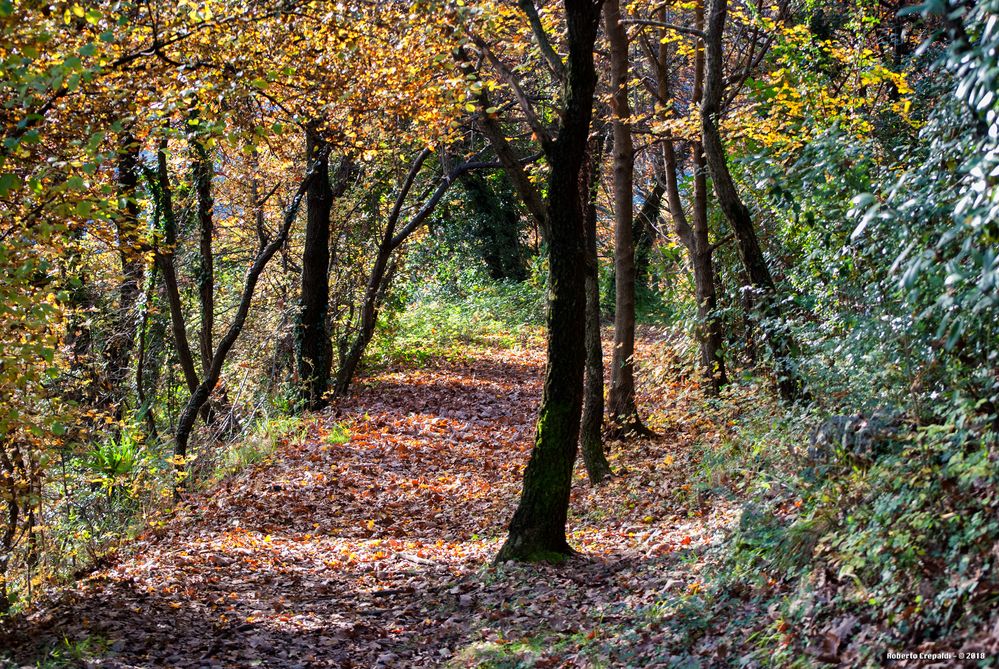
[
  {"x1": 517, "y1": 0, "x2": 565, "y2": 79},
  {"x1": 389, "y1": 160, "x2": 502, "y2": 249},
  {"x1": 620, "y1": 18, "x2": 705, "y2": 39},
  {"x1": 472, "y1": 36, "x2": 555, "y2": 146}
]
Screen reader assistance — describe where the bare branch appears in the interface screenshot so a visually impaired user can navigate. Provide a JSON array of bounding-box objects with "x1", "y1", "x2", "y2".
[{"x1": 620, "y1": 18, "x2": 705, "y2": 39}]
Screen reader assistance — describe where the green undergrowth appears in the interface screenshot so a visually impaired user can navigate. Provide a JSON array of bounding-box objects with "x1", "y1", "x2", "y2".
[
  {"x1": 493, "y1": 358, "x2": 997, "y2": 666},
  {"x1": 370, "y1": 273, "x2": 545, "y2": 369},
  {"x1": 450, "y1": 629, "x2": 609, "y2": 669},
  {"x1": 6, "y1": 634, "x2": 110, "y2": 669},
  {"x1": 209, "y1": 414, "x2": 319, "y2": 480},
  {"x1": 636, "y1": 389, "x2": 999, "y2": 666}
]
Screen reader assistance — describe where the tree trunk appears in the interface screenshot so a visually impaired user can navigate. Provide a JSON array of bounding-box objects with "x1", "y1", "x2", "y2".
[
  {"x1": 192, "y1": 136, "x2": 215, "y2": 377},
  {"x1": 654, "y1": 10, "x2": 727, "y2": 393},
  {"x1": 191, "y1": 133, "x2": 244, "y2": 436},
  {"x1": 154, "y1": 139, "x2": 201, "y2": 397},
  {"x1": 633, "y1": 180, "x2": 664, "y2": 295},
  {"x1": 296, "y1": 130, "x2": 334, "y2": 410},
  {"x1": 174, "y1": 152, "x2": 325, "y2": 469},
  {"x1": 495, "y1": 0, "x2": 604, "y2": 563},
  {"x1": 605, "y1": 0, "x2": 653, "y2": 439},
  {"x1": 580, "y1": 131, "x2": 613, "y2": 485},
  {"x1": 334, "y1": 237, "x2": 390, "y2": 397},
  {"x1": 700, "y1": 0, "x2": 806, "y2": 402},
  {"x1": 334, "y1": 152, "x2": 495, "y2": 396},
  {"x1": 106, "y1": 132, "x2": 144, "y2": 418},
  {"x1": 688, "y1": 3, "x2": 728, "y2": 393},
  {"x1": 135, "y1": 260, "x2": 160, "y2": 439},
  {"x1": 0, "y1": 444, "x2": 19, "y2": 615}
]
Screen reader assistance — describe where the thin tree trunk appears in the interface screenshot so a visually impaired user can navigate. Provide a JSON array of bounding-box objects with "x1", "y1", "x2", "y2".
[
  {"x1": 296, "y1": 130, "x2": 334, "y2": 410},
  {"x1": 700, "y1": 0, "x2": 806, "y2": 402},
  {"x1": 496, "y1": 0, "x2": 604, "y2": 563},
  {"x1": 633, "y1": 180, "x2": 664, "y2": 294},
  {"x1": 334, "y1": 239, "x2": 390, "y2": 397},
  {"x1": 192, "y1": 130, "x2": 242, "y2": 435},
  {"x1": 334, "y1": 153, "x2": 498, "y2": 396},
  {"x1": 661, "y1": 143, "x2": 728, "y2": 394},
  {"x1": 688, "y1": 2, "x2": 727, "y2": 392},
  {"x1": 174, "y1": 150, "x2": 327, "y2": 469},
  {"x1": 135, "y1": 259, "x2": 160, "y2": 439},
  {"x1": 154, "y1": 140, "x2": 200, "y2": 397},
  {"x1": 605, "y1": 0, "x2": 653, "y2": 439},
  {"x1": 0, "y1": 443, "x2": 19, "y2": 615},
  {"x1": 192, "y1": 136, "x2": 215, "y2": 376},
  {"x1": 107, "y1": 132, "x2": 143, "y2": 417},
  {"x1": 580, "y1": 130, "x2": 613, "y2": 485}
]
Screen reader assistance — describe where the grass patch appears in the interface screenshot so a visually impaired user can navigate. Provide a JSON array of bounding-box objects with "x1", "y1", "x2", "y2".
[
  {"x1": 214, "y1": 415, "x2": 314, "y2": 479},
  {"x1": 14, "y1": 635, "x2": 111, "y2": 669}
]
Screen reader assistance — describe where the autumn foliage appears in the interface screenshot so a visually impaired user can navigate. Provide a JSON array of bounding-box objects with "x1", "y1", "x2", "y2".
[{"x1": 2, "y1": 0, "x2": 998, "y2": 665}]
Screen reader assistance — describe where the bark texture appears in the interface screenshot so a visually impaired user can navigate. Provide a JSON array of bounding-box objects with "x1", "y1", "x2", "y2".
[
  {"x1": 605, "y1": 0, "x2": 652, "y2": 439},
  {"x1": 296, "y1": 131, "x2": 334, "y2": 410},
  {"x1": 580, "y1": 131, "x2": 613, "y2": 485},
  {"x1": 496, "y1": 0, "x2": 604, "y2": 562},
  {"x1": 192, "y1": 136, "x2": 215, "y2": 378}
]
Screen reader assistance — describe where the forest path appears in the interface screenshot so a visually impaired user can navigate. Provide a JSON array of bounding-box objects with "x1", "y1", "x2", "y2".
[{"x1": 8, "y1": 333, "x2": 741, "y2": 668}]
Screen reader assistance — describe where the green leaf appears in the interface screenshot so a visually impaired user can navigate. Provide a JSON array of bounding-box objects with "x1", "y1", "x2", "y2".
[{"x1": 0, "y1": 173, "x2": 22, "y2": 197}]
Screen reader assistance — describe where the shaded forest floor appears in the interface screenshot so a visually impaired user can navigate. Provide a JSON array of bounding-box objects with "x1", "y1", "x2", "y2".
[{"x1": 5, "y1": 332, "x2": 754, "y2": 668}]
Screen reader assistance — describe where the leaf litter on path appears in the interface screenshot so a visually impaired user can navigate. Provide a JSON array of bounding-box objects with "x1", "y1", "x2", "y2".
[{"x1": 4, "y1": 338, "x2": 742, "y2": 668}]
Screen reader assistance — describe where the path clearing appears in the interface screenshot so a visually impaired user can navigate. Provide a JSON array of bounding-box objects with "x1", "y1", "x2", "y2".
[{"x1": 6, "y1": 336, "x2": 741, "y2": 668}]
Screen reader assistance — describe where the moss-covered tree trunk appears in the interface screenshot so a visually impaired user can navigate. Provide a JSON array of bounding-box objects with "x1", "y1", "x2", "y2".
[{"x1": 496, "y1": 0, "x2": 604, "y2": 563}]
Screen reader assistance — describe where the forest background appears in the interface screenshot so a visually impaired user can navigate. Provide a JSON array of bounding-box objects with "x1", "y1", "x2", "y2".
[{"x1": 1, "y1": 0, "x2": 997, "y2": 665}]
